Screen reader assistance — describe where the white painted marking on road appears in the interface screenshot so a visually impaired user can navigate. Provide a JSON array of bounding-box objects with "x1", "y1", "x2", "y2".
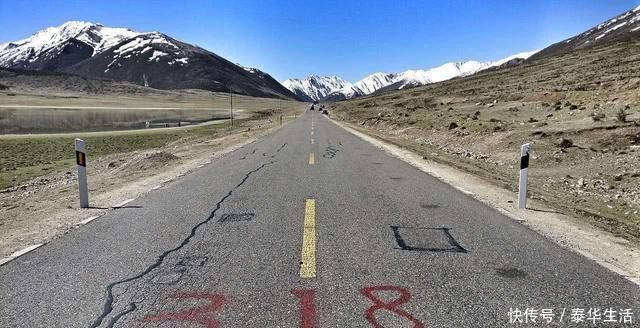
[
  {"x1": 150, "y1": 185, "x2": 162, "y2": 191},
  {"x1": 79, "y1": 216, "x2": 100, "y2": 225},
  {"x1": 112, "y1": 198, "x2": 135, "y2": 208},
  {"x1": 574, "y1": 249, "x2": 640, "y2": 287},
  {"x1": 456, "y1": 187, "x2": 474, "y2": 196},
  {"x1": 0, "y1": 244, "x2": 44, "y2": 266},
  {"x1": 496, "y1": 208, "x2": 525, "y2": 222},
  {"x1": 10, "y1": 244, "x2": 43, "y2": 257}
]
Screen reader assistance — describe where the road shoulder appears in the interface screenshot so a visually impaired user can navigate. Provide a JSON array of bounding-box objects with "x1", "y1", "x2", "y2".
[{"x1": 330, "y1": 117, "x2": 640, "y2": 286}]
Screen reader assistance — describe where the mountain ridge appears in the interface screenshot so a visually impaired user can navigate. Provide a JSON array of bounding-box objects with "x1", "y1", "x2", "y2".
[
  {"x1": 530, "y1": 5, "x2": 640, "y2": 60},
  {"x1": 282, "y1": 75, "x2": 350, "y2": 102},
  {"x1": 0, "y1": 21, "x2": 299, "y2": 100},
  {"x1": 285, "y1": 50, "x2": 539, "y2": 102}
]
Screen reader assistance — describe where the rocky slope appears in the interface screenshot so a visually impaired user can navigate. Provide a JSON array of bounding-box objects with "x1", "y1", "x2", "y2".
[{"x1": 530, "y1": 5, "x2": 640, "y2": 60}]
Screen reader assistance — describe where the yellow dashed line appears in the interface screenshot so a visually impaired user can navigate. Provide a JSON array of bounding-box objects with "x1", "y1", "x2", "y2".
[
  {"x1": 300, "y1": 199, "x2": 316, "y2": 278},
  {"x1": 309, "y1": 152, "x2": 315, "y2": 165}
]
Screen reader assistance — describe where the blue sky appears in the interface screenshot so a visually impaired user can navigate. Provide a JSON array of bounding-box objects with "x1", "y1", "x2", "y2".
[{"x1": 0, "y1": 0, "x2": 637, "y2": 81}]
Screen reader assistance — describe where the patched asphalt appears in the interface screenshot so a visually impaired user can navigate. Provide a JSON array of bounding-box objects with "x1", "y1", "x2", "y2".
[{"x1": 0, "y1": 110, "x2": 638, "y2": 327}]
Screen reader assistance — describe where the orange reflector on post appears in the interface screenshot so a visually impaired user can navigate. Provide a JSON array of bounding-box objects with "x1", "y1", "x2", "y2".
[{"x1": 76, "y1": 151, "x2": 86, "y2": 167}]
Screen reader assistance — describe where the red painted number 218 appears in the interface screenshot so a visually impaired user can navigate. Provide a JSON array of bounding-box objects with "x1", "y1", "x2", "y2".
[{"x1": 144, "y1": 285, "x2": 425, "y2": 328}]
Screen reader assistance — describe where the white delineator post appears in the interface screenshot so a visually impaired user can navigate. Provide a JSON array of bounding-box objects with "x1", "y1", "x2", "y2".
[
  {"x1": 518, "y1": 143, "x2": 531, "y2": 209},
  {"x1": 75, "y1": 138, "x2": 89, "y2": 208}
]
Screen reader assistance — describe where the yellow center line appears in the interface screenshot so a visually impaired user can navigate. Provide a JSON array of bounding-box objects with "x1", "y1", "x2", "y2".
[
  {"x1": 308, "y1": 152, "x2": 315, "y2": 165},
  {"x1": 300, "y1": 199, "x2": 316, "y2": 278}
]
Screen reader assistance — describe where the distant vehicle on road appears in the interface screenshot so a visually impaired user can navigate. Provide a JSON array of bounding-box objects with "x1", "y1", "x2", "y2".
[{"x1": 310, "y1": 105, "x2": 315, "y2": 111}]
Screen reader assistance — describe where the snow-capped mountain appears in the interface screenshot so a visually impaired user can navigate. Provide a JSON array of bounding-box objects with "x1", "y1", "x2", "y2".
[
  {"x1": 320, "y1": 50, "x2": 538, "y2": 101},
  {"x1": 322, "y1": 73, "x2": 396, "y2": 101},
  {"x1": 0, "y1": 21, "x2": 141, "y2": 70},
  {"x1": 490, "y1": 50, "x2": 540, "y2": 67},
  {"x1": 0, "y1": 21, "x2": 298, "y2": 99},
  {"x1": 531, "y1": 5, "x2": 640, "y2": 60},
  {"x1": 352, "y1": 72, "x2": 397, "y2": 94},
  {"x1": 282, "y1": 75, "x2": 350, "y2": 101},
  {"x1": 392, "y1": 60, "x2": 491, "y2": 89}
]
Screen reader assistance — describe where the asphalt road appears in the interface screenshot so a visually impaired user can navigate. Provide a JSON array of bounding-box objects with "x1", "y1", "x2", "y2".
[{"x1": 1, "y1": 110, "x2": 639, "y2": 327}]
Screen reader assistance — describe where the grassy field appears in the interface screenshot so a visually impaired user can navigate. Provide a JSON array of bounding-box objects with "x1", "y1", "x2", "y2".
[
  {"x1": 329, "y1": 38, "x2": 640, "y2": 243},
  {"x1": 0, "y1": 90, "x2": 305, "y2": 189}
]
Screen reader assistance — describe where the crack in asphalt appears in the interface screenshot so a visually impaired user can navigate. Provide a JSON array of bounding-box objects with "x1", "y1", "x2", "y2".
[
  {"x1": 105, "y1": 303, "x2": 136, "y2": 328},
  {"x1": 90, "y1": 160, "x2": 276, "y2": 328},
  {"x1": 271, "y1": 143, "x2": 288, "y2": 158}
]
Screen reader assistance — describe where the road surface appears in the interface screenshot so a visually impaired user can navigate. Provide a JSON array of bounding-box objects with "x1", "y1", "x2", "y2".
[{"x1": 1, "y1": 110, "x2": 638, "y2": 327}]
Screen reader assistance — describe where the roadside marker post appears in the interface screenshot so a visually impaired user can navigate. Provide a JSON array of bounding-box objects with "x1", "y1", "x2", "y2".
[
  {"x1": 280, "y1": 115, "x2": 283, "y2": 126},
  {"x1": 518, "y1": 143, "x2": 531, "y2": 209},
  {"x1": 229, "y1": 88, "x2": 234, "y2": 127},
  {"x1": 75, "y1": 138, "x2": 89, "y2": 208}
]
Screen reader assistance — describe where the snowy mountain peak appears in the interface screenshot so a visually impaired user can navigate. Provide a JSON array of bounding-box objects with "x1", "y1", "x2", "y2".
[
  {"x1": 0, "y1": 21, "x2": 298, "y2": 99},
  {"x1": 317, "y1": 50, "x2": 539, "y2": 101},
  {"x1": 0, "y1": 21, "x2": 143, "y2": 68},
  {"x1": 531, "y1": 5, "x2": 640, "y2": 60},
  {"x1": 282, "y1": 75, "x2": 351, "y2": 101},
  {"x1": 348, "y1": 72, "x2": 396, "y2": 95}
]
